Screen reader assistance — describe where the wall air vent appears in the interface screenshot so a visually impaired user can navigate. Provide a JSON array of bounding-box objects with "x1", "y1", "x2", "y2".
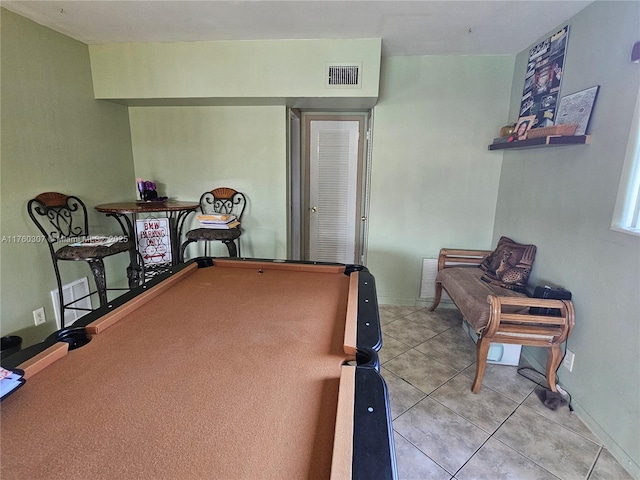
[
  {"x1": 420, "y1": 258, "x2": 451, "y2": 302},
  {"x1": 326, "y1": 63, "x2": 362, "y2": 88},
  {"x1": 51, "y1": 277, "x2": 91, "y2": 329}
]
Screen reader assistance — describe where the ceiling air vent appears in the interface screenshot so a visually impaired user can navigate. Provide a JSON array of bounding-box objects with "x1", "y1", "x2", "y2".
[{"x1": 326, "y1": 63, "x2": 362, "y2": 88}]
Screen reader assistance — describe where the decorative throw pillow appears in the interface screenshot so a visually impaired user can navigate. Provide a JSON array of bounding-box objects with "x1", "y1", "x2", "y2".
[{"x1": 479, "y1": 236, "x2": 536, "y2": 291}]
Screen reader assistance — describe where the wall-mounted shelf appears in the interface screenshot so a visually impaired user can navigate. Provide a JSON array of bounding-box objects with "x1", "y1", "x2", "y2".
[{"x1": 488, "y1": 135, "x2": 591, "y2": 151}]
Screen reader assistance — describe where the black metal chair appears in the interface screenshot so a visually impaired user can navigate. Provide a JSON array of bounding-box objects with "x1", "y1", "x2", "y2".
[
  {"x1": 28, "y1": 192, "x2": 142, "y2": 328},
  {"x1": 180, "y1": 187, "x2": 246, "y2": 261}
]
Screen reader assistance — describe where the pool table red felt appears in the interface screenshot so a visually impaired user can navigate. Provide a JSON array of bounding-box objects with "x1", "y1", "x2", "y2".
[{"x1": 1, "y1": 259, "x2": 393, "y2": 479}]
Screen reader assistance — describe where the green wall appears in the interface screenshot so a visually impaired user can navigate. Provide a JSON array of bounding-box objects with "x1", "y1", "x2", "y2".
[
  {"x1": 128, "y1": 105, "x2": 288, "y2": 259},
  {"x1": 495, "y1": 1, "x2": 640, "y2": 475},
  {"x1": 0, "y1": 9, "x2": 135, "y2": 346},
  {"x1": 2, "y1": 2, "x2": 637, "y2": 475},
  {"x1": 368, "y1": 55, "x2": 514, "y2": 304},
  {"x1": 89, "y1": 38, "x2": 381, "y2": 107}
]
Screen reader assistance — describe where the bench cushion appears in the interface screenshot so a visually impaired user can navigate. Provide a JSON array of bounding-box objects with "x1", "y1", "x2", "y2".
[
  {"x1": 479, "y1": 236, "x2": 536, "y2": 292},
  {"x1": 436, "y1": 267, "x2": 527, "y2": 332}
]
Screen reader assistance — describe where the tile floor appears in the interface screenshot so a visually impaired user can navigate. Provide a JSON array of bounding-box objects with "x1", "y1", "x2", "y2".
[{"x1": 378, "y1": 304, "x2": 634, "y2": 480}]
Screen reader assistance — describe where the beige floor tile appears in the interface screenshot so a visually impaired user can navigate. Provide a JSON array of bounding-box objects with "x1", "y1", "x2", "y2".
[
  {"x1": 380, "y1": 305, "x2": 422, "y2": 318},
  {"x1": 456, "y1": 437, "x2": 560, "y2": 480},
  {"x1": 415, "y1": 327, "x2": 476, "y2": 372},
  {"x1": 380, "y1": 308, "x2": 403, "y2": 325},
  {"x1": 393, "y1": 432, "x2": 452, "y2": 480},
  {"x1": 382, "y1": 368, "x2": 427, "y2": 420},
  {"x1": 494, "y1": 406, "x2": 601, "y2": 480},
  {"x1": 589, "y1": 448, "x2": 635, "y2": 480},
  {"x1": 461, "y1": 363, "x2": 538, "y2": 403},
  {"x1": 380, "y1": 335, "x2": 412, "y2": 364},
  {"x1": 383, "y1": 317, "x2": 439, "y2": 348},
  {"x1": 522, "y1": 388, "x2": 601, "y2": 444},
  {"x1": 384, "y1": 349, "x2": 459, "y2": 394},
  {"x1": 394, "y1": 397, "x2": 489, "y2": 474},
  {"x1": 404, "y1": 309, "x2": 461, "y2": 334},
  {"x1": 431, "y1": 374, "x2": 518, "y2": 434}
]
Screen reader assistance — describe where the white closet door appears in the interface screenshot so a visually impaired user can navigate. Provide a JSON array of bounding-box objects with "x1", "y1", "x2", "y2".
[{"x1": 309, "y1": 120, "x2": 359, "y2": 264}]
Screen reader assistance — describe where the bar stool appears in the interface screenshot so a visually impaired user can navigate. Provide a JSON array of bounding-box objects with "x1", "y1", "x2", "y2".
[
  {"x1": 28, "y1": 192, "x2": 141, "y2": 328},
  {"x1": 180, "y1": 187, "x2": 246, "y2": 261}
]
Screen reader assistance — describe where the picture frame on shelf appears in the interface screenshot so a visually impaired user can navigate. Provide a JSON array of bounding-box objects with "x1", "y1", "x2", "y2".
[
  {"x1": 555, "y1": 85, "x2": 600, "y2": 135},
  {"x1": 514, "y1": 115, "x2": 536, "y2": 140}
]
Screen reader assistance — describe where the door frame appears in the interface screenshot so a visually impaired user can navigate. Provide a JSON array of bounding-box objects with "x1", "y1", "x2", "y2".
[
  {"x1": 300, "y1": 113, "x2": 367, "y2": 263},
  {"x1": 287, "y1": 108, "x2": 302, "y2": 260}
]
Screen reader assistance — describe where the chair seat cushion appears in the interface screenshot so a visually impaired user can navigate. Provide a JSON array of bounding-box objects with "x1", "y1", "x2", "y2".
[
  {"x1": 186, "y1": 228, "x2": 241, "y2": 242},
  {"x1": 55, "y1": 240, "x2": 134, "y2": 261}
]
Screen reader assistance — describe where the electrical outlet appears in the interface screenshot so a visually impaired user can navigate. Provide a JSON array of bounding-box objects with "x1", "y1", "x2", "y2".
[
  {"x1": 562, "y1": 349, "x2": 575, "y2": 372},
  {"x1": 33, "y1": 307, "x2": 46, "y2": 326}
]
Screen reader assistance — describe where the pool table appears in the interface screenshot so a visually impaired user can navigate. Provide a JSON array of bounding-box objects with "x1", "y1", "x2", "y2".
[{"x1": 1, "y1": 258, "x2": 397, "y2": 480}]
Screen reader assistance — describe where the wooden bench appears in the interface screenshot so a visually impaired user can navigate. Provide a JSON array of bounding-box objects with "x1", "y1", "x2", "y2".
[{"x1": 429, "y1": 248, "x2": 575, "y2": 393}]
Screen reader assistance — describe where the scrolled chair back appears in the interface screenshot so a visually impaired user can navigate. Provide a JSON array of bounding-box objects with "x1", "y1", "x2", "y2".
[
  {"x1": 199, "y1": 187, "x2": 246, "y2": 220},
  {"x1": 27, "y1": 192, "x2": 89, "y2": 244}
]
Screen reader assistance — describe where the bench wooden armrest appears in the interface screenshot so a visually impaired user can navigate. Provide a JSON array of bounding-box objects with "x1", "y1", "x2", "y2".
[
  {"x1": 429, "y1": 248, "x2": 493, "y2": 313},
  {"x1": 437, "y1": 248, "x2": 492, "y2": 271},
  {"x1": 484, "y1": 295, "x2": 575, "y2": 342}
]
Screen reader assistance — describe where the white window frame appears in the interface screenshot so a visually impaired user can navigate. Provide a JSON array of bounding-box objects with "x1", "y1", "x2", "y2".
[{"x1": 611, "y1": 86, "x2": 640, "y2": 236}]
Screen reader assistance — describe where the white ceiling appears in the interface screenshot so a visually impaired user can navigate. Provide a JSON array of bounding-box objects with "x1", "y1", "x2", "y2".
[{"x1": 2, "y1": 0, "x2": 592, "y2": 56}]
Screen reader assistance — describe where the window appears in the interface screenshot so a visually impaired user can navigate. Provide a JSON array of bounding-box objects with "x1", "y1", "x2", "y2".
[{"x1": 611, "y1": 86, "x2": 640, "y2": 236}]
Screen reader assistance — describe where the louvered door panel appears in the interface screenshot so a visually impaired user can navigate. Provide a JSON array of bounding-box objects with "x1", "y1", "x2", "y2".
[{"x1": 309, "y1": 121, "x2": 359, "y2": 263}]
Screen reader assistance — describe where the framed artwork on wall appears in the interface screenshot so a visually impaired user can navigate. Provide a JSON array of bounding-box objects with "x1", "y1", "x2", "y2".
[{"x1": 555, "y1": 85, "x2": 600, "y2": 135}]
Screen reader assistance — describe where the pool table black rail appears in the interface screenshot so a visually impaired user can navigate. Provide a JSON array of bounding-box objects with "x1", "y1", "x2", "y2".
[
  {"x1": 353, "y1": 366, "x2": 398, "y2": 480},
  {"x1": 355, "y1": 267, "x2": 383, "y2": 356}
]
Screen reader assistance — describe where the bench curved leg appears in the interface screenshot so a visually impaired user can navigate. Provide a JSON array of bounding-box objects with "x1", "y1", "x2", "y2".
[
  {"x1": 472, "y1": 336, "x2": 491, "y2": 393},
  {"x1": 429, "y1": 282, "x2": 443, "y2": 311},
  {"x1": 546, "y1": 344, "x2": 563, "y2": 392}
]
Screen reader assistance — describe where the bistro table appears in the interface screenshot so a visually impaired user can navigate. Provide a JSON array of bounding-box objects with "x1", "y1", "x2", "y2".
[{"x1": 95, "y1": 200, "x2": 199, "y2": 280}]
